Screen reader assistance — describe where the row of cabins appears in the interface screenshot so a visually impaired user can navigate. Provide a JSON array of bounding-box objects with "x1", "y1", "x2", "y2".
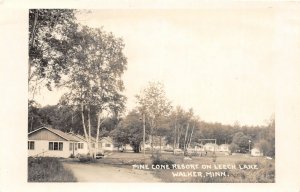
[
  {"x1": 28, "y1": 126, "x2": 114, "y2": 158},
  {"x1": 142, "y1": 137, "x2": 231, "y2": 153},
  {"x1": 28, "y1": 126, "x2": 263, "y2": 158},
  {"x1": 194, "y1": 143, "x2": 230, "y2": 152},
  {"x1": 193, "y1": 143, "x2": 263, "y2": 156}
]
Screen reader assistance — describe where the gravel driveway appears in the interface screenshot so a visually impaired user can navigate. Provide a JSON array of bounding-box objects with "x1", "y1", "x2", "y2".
[{"x1": 63, "y1": 162, "x2": 161, "y2": 182}]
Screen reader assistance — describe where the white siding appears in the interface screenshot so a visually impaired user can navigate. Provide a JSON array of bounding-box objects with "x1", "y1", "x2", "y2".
[
  {"x1": 28, "y1": 140, "x2": 78, "y2": 158},
  {"x1": 77, "y1": 141, "x2": 89, "y2": 155},
  {"x1": 251, "y1": 148, "x2": 263, "y2": 156},
  {"x1": 101, "y1": 142, "x2": 114, "y2": 151}
]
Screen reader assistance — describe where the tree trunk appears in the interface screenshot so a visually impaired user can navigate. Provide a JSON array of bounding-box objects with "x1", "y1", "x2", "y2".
[
  {"x1": 96, "y1": 111, "x2": 101, "y2": 155},
  {"x1": 150, "y1": 125, "x2": 154, "y2": 155},
  {"x1": 173, "y1": 117, "x2": 177, "y2": 154},
  {"x1": 71, "y1": 111, "x2": 74, "y2": 132},
  {"x1": 187, "y1": 123, "x2": 195, "y2": 149},
  {"x1": 87, "y1": 105, "x2": 93, "y2": 157},
  {"x1": 81, "y1": 103, "x2": 90, "y2": 153},
  {"x1": 134, "y1": 145, "x2": 140, "y2": 153},
  {"x1": 177, "y1": 125, "x2": 182, "y2": 149},
  {"x1": 183, "y1": 123, "x2": 189, "y2": 154}
]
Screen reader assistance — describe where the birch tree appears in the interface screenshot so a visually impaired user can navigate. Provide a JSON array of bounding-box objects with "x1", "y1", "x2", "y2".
[
  {"x1": 136, "y1": 82, "x2": 172, "y2": 153},
  {"x1": 60, "y1": 25, "x2": 127, "y2": 156}
]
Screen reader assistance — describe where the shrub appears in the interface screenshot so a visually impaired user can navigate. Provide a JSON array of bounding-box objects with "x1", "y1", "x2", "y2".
[
  {"x1": 151, "y1": 152, "x2": 175, "y2": 169},
  {"x1": 229, "y1": 143, "x2": 239, "y2": 153},
  {"x1": 78, "y1": 155, "x2": 94, "y2": 163},
  {"x1": 69, "y1": 154, "x2": 75, "y2": 158},
  {"x1": 28, "y1": 157, "x2": 76, "y2": 182}
]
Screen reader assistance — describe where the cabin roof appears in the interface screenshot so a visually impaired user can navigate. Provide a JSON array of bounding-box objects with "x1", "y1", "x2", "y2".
[
  {"x1": 28, "y1": 126, "x2": 80, "y2": 142},
  {"x1": 100, "y1": 136, "x2": 113, "y2": 143}
]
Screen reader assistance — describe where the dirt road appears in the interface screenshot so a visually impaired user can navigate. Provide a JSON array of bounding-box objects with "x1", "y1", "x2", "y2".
[{"x1": 63, "y1": 162, "x2": 161, "y2": 182}]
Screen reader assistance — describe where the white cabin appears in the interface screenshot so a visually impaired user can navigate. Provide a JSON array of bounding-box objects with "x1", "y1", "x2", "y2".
[
  {"x1": 28, "y1": 126, "x2": 80, "y2": 158},
  {"x1": 251, "y1": 148, "x2": 263, "y2": 156}
]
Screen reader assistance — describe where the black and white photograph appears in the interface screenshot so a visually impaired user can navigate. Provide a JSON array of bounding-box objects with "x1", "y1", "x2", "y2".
[
  {"x1": 27, "y1": 8, "x2": 276, "y2": 183},
  {"x1": 1, "y1": 1, "x2": 300, "y2": 191}
]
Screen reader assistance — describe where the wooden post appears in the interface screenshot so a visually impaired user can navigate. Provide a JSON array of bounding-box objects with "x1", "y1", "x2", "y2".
[{"x1": 143, "y1": 113, "x2": 146, "y2": 158}]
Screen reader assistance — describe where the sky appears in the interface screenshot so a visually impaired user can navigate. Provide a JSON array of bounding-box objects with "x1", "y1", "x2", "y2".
[{"x1": 35, "y1": 8, "x2": 275, "y2": 126}]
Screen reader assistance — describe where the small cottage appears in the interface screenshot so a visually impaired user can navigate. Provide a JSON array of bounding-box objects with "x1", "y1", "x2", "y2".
[
  {"x1": 67, "y1": 133, "x2": 90, "y2": 155},
  {"x1": 99, "y1": 137, "x2": 114, "y2": 151},
  {"x1": 28, "y1": 126, "x2": 80, "y2": 158},
  {"x1": 204, "y1": 143, "x2": 218, "y2": 151},
  {"x1": 251, "y1": 148, "x2": 263, "y2": 156},
  {"x1": 218, "y1": 144, "x2": 230, "y2": 152},
  {"x1": 68, "y1": 133, "x2": 114, "y2": 154}
]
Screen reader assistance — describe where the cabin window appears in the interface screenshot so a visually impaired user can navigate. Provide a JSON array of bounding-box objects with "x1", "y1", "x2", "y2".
[
  {"x1": 98, "y1": 143, "x2": 102, "y2": 148},
  {"x1": 54, "y1": 142, "x2": 58, "y2": 150},
  {"x1": 69, "y1": 143, "x2": 79, "y2": 151},
  {"x1": 92, "y1": 143, "x2": 95, "y2": 148},
  {"x1": 28, "y1": 141, "x2": 34, "y2": 150},
  {"x1": 59, "y1": 142, "x2": 63, "y2": 150},
  {"x1": 49, "y1": 142, "x2": 63, "y2": 151},
  {"x1": 105, "y1": 144, "x2": 111, "y2": 147},
  {"x1": 49, "y1": 142, "x2": 53, "y2": 150},
  {"x1": 78, "y1": 143, "x2": 84, "y2": 149}
]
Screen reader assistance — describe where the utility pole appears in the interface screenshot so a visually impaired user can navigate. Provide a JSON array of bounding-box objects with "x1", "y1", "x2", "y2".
[{"x1": 143, "y1": 113, "x2": 146, "y2": 158}]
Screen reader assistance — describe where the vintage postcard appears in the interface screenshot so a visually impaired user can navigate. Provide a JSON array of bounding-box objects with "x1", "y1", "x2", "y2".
[{"x1": 1, "y1": 1, "x2": 300, "y2": 192}]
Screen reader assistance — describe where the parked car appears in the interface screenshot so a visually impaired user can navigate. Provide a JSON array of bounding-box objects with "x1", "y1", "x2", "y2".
[
  {"x1": 95, "y1": 153, "x2": 104, "y2": 159},
  {"x1": 95, "y1": 149, "x2": 105, "y2": 159}
]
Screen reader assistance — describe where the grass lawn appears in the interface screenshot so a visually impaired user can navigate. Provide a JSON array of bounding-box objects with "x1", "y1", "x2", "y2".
[
  {"x1": 28, "y1": 157, "x2": 77, "y2": 182},
  {"x1": 96, "y1": 152, "x2": 275, "y2": 183},
  {"x1": 153, "y1": 154, "x2": 275, "y2": 183}
]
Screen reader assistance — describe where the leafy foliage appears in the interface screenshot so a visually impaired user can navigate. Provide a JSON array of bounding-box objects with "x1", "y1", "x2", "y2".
[
  {"x1": 29, "y1": 9, "x2": 78, "y2": 92},
  {"x1": 111, "y1": 110, "x2": 149, "y2": 152},
  {"x1": 230, "y1": 132, "x2": 250, "y2": 153},
  {"x1": 136, "y1": 82, "x2": 172, "y2": 150}
]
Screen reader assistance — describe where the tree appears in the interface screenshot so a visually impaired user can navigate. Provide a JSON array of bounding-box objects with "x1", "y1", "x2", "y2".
[
  {"x1": 165, "y1": 106, "x2": 196, "y2": 151},
  {"x1": 136, "y1": 82, "x2": 172, "y2": 153},
  {"x1": 255, "y1": 139, "x2": 270, "y2": 155},
  {"x1": 59, "y1": 25, "x2": 127, "y2": 156},
  {"x1": 231, "y1": 132, "x2": 250, "y2": 153},
  {"x1": 111, "y1": 110, "x2": 149, "y2": 153},
  {"x1": 28, "y1": 100, "x2": 44, "y2": 132},
  {"x1": 256, "y1": 115, "x2": 275, "y2": 157},
  {"x1": 29, "y1": 9, "x2": 78, "y2": 97},
  {"x1": 229, "y1": 143, "x2": 239, "y2": 153}
]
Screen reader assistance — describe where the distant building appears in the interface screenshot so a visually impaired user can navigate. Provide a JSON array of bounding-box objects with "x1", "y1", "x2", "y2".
[
  {"x1": 193, "y1": 143, "x2": 229, "y2": 152},
  {"x1": 99, "y1": 137, "x2": 114, "y2": 151},
  {"x1": 194, "y1": 143, "x2": 205, "y2": 151},
  {"x1": 251, "y1": 148, "x2": 263, "y2": 156},
  {"x1": 218, "y1": 144, "x2": 230, "y2": 152},
  {"x1": 203, "y1": 143, "x2": 218, "y2": 151},
  {"x1": 141, "y1": 136, "x2": 168, "y2": 151},
  {"x1": 67, "y1": 133, "x2": 90, "y2": 155}
]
